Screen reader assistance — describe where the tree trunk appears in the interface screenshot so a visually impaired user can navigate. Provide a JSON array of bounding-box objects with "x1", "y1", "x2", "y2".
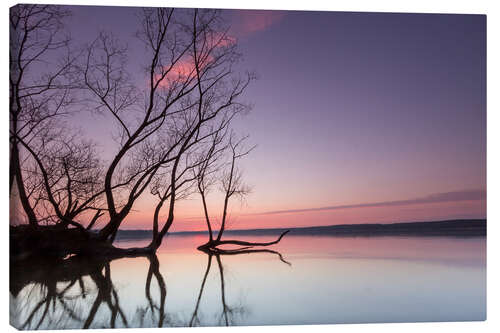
[
  {"x1": 199, "y1": 189, "x2": 214, "y2": 242},
  {"x1": 11, "y1": 144, "x2": 38, "y2": 227}
]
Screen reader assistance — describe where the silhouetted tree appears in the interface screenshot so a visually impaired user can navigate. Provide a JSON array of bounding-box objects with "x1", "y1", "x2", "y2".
[
  {"x1": 80, "y1": 8, "x2": 252, "y2": 251},
  {"x1": 195, "y1": 134, "x2": 289, "y2": 252},
  {"x1": 11, "y1": 5, "x2": 286, "y2": 260},
  {"x1": 10, "y1": 4, "x2": 77, "y2": 227},
  {"x1": 10, "y1": 6, "x2": 253, "y2": 258},
  {"x1": 16, "y1": 130, "x2": 105, "y2": 231},
  {"x1": 10, "y1": 5, "x2": 108, "y2": 234}
]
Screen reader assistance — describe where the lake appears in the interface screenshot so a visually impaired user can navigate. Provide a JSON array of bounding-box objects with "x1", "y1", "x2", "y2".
[{"x1": 10, "y1": 234, "x2": 486, "y2": 329}]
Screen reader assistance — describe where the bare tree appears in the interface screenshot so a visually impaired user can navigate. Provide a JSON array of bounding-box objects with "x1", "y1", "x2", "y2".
[
  {"x1": 18, "y1": 131, "x2": 106, "y2": 229},
  {"x1": 11, "y1": 6, "x2": 256, "y2": 258},
  {"x1": 147, "y1": 116, "x2": 238, "y2": 250},
  {"x1": 193, "y1": 130, "x2": 228, "y2": 243},
  {"x1": 80, "y1": 8, "x2": 252, "y2": 251},
  {"x1": 196, "y1": 135, "x2": 289, "y2": 252},
  {"x1": 10, "y1": 4, "x2": 77, "y2": 227}
]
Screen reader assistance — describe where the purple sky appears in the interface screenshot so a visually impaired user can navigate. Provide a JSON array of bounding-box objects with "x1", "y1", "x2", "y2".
[{"x1": 61, "y1": 6, "x2": 486, "y2": 230}]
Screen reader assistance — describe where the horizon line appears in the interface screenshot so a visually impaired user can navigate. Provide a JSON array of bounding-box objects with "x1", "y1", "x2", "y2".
[{"x1": 115, "y1": 217, "x2": 487, "y2": 233}]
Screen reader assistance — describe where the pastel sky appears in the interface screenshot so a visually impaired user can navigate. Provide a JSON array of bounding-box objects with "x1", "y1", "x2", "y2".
[{"x1": 61, "y1": 6, "x2": 485, "y2": 231}]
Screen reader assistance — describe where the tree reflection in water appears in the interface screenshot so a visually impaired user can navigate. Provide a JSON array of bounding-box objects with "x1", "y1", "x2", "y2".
[
  {"x1": 191, "y1": 247, "x2": 291, "y2": 327},
  {"x1": 10, "y1": 249, "x2": 291, "y2": 329}
]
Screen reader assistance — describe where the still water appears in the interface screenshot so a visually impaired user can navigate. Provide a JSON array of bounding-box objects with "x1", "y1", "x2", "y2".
[{"x1": 10, "y1": 234, "x2": 486, "y2": 329}]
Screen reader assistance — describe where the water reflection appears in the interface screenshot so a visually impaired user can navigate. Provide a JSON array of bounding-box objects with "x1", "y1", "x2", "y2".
[
  {"x1": 11, "y1": 246, "x2": 291, "y2": 329},
  {"x1": 11, "y1": 255, "x2": 133, "y2": 329},
  {"x1": 10, "y1": 235, "x2": 486, "y2": 329},
  {"x1": 190, "y1": 254, "x2": 246, "y2": 327},
  {"x1": 190, "y1": 248, "x2": 291, "y2": 327}
]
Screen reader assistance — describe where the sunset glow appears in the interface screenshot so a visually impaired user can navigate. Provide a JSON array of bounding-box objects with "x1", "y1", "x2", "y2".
[{"x1": 11, "y1": 6, "x2": 486, "y2": 232}]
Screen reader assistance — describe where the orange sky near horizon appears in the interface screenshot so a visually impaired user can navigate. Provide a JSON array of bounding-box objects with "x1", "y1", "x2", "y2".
[{"x1": 110, "y1": 192, "x2": 486, "y2": 232}]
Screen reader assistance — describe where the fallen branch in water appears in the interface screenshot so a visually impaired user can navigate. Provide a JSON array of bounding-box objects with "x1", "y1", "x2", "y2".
[
  {"x1": 213, "y1": 230, "x2": 290, "y2": 247},
  {"x1": 196, "y1": 230, "x2": 290, "y2": 265}
]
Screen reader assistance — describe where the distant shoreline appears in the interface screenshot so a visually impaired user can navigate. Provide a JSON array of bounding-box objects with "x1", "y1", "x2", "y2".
[{"x1": 115, "y1": 219, "x2": 486, "y2": 240}]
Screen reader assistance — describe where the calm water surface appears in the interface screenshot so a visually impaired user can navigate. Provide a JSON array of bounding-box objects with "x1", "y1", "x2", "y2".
[{"x1": 10, "y1": 234, "x2": 486, "y2": 329}]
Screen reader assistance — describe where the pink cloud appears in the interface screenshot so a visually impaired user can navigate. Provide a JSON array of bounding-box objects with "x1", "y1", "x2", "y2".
[
  {"x1": 154, "y1": 31, "x2": 235, "y2": 88},
  {"x1": 153, "y1": 58, "x2": 195, "y2": 88},
  {"x1": 232, "y1": 10, "x2": 286, "y2": 37}
]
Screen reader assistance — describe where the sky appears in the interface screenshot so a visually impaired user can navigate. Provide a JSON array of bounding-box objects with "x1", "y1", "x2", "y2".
[{"x1": 56, "y1": 6, "x2": 485, "y2": 231}]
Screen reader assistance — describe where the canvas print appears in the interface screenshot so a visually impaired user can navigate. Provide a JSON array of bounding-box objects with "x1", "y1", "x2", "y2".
[{"x1": 9, "y1": 4, "x2": 486, "y2": 329}]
